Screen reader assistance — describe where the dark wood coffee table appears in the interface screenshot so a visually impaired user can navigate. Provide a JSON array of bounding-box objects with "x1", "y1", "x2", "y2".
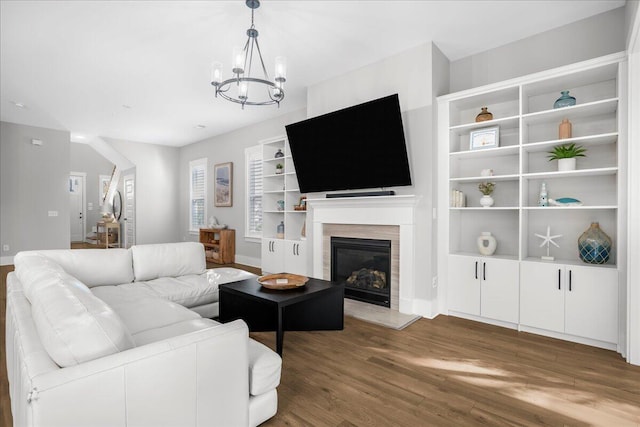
[{"x1": 219, "y1": 277, "x2": 344, "y2": 356}]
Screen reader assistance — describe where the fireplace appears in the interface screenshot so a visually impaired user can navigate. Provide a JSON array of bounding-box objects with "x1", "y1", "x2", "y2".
[{"x1": 331, "y1": 237, "x2": 391, "y2": 308}]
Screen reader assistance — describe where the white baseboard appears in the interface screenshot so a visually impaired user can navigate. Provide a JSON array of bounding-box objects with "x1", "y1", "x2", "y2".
[
  {"x1": 412, "y1": 298, "x2": 436, "y2": 319},
  {"x1": 1, "y1": 255, "x2": 15, "y2": 266},
  {"x1": 234, "y1": 255, "x2": 261, "y2": 269}
]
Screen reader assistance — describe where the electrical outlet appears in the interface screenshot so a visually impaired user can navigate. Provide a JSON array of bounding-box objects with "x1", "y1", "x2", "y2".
[
  {"x1": 432, "y1": 276, "x2": 438, "y2": 288},
  {"x1": 2, "y1": 244, "x2": 9, "y2": 252}
]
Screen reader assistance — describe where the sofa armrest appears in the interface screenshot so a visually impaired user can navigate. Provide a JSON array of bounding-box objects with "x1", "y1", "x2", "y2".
[{"x1": 28, "y1": 320, "x2": 250, "y2": 427}]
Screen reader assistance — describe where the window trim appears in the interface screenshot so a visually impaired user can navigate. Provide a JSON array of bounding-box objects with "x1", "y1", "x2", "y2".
[
  {"x1": 245, "y1": 145, "x2": 263, "y2": 242},
  {"x1": 189, "y1": 158, "x2": 207, "y2": 234}
]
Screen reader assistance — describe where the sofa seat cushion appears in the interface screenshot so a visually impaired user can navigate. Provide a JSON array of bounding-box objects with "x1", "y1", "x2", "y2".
[
  {"x1": 131, "y1": 242, "x2": 206, "y2": 282},
  {"x1": 248, "y1": 339, "x2": 282, "y2": 396},
  {"x1": 13, "y1": 255, "x2": 135, "y2": 368},
  {"x1": 132, "y1": 318, "x2": 220, "y2": 346},
  {"x1": 20, "y1": 248, "x2": 134, "y2": 287},
  {"x1": 93, "y1": 284, "x2": 201, "y2": 335},
  {"x1": 142, "y1": 268, "x2": 257, "y2": 308}
]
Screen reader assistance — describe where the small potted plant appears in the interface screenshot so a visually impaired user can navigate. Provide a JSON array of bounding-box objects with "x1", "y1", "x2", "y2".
[
  {"x1": 275, "y1": 163, "x2": 284, "y2": 174},
  {"x1": 478, "y1": 182, "x2": 495, "y2": 208},
  {"x1": 547, "y1": 143, "x2": 586, "y2": 171}
]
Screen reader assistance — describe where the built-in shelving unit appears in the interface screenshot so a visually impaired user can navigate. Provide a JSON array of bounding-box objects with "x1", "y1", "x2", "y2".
[
  {"x1": 437, "y1": 52, "x2": 627, "y2": 351},
  {"x1": 260, "y1": 136, "x2": 308, "y2": 275}
]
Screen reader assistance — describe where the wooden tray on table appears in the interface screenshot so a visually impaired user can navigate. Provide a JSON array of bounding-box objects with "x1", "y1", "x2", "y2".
[{"x1": 257, "y1": 273, "x2": 309, "y2": 290}]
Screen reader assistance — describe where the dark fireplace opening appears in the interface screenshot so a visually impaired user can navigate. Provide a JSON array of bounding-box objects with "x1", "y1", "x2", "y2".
[{"x1": 331, "y1": 237, "x2": 391, "y2": 308}]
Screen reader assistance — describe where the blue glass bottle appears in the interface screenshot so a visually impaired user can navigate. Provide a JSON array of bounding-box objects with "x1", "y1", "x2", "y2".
[{"x1": 553, "y1": 91, "x2": 576, "y2": 109}]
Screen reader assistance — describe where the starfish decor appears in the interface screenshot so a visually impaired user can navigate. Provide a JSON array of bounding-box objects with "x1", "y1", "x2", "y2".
[{"x1": 535, "y1": 226, "x2": 563, "y2": 261}]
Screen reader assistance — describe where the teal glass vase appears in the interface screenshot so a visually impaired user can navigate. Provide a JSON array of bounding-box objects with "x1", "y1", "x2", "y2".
[
  {"x1": 553, "y1": 90, "x2": 576, "y2": 109},
  {"x1": 578, "y1": 222, "x2": 612, "y2": 264}
]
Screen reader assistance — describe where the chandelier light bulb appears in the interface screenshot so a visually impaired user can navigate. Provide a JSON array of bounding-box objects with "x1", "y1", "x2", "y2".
[
  {"x1": 232, "y1": 46, "x2": 245, "y2": 75},
  {"x1": 238, "y1": 81, "x2": 248, "y2": 100},
  {"x1": 274, "y1": 56, "x2": 287, "y2": 82},
  {"x1": 211, "y1": 62, "x2": 223, "y2": 85}
]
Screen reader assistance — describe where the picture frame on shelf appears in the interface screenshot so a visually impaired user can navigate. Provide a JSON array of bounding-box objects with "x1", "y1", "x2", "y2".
[
  {"x1": 214, "y1": 162, "x2": 233, "y2": 207},
  {"x1": 470, "y1": 126, "x2": 500, "y2": 150}
]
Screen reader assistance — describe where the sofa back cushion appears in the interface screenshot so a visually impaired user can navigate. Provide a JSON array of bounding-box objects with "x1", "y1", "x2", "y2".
[
  {"x1": 14, "y1": 253, "x2": 135, "y2": 367},
  {"x1": 131, "y1": 242, "x2": 206, "y2": 281},
  {"x1": 19, "y1": 248, "x2": 134, "y2": 287}
]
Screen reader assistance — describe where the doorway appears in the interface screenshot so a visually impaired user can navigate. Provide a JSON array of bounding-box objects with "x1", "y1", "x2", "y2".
[{"x1": 69, "y1": 172, "x2": 86, "y2": 243}]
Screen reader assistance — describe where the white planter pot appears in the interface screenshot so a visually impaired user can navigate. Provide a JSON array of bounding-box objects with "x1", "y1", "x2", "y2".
[
  {"x1": 480, "y1": 195, "x2": 494, "y2": 208},
  {"x1": 558, "y1": 158, "x2": 576, "y2": 171}
]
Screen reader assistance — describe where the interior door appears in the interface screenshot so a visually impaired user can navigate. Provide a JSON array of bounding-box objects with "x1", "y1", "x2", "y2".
[
  {"x1": 69, "y1": 173, "x2": 85, "y2": 242},
  {"x1": 123, "y1": 174, "x2": 135, "y2": 248}
]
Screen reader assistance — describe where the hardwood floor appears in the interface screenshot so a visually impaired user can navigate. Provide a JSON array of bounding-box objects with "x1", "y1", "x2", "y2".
[{"x1": 2, "y1": 260, "x2": 640, "y2": 426}]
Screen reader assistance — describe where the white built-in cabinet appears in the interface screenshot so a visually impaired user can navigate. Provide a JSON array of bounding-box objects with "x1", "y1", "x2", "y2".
[
  {"x1": 437, "y1": 52, "x2": 627, "y2": 351},
  {"x1": 520, "y1": 261, "x2": 618, "y2": 344},
  {"x1": 260, "y1": 136, "x2": 308, "y2": 275},
  {"x1": 448, "y1": 255, "x2": 519, "y2": 323}
]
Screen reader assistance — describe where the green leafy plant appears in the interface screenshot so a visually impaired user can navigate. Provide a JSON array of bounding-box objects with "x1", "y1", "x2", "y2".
[
  {"x1": 276, "y1": 163, "x2": 283, "y2": 169},
  {"x1": 547, "y1": 143, "x2": 587, "y2": 161},
  {"x1": 478, "y1": 182, "x2": 495, "y2": 196}
]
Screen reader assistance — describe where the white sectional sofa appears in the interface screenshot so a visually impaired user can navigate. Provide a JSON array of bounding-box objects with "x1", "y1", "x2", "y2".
[{"x1": 5, "y1": 242, "x2": 281, "y2": 427}]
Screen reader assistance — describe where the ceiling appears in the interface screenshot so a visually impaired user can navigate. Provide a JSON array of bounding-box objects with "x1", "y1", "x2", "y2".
[{"x1": 0, "y1": 1, "x2": 625, "y2": 147}]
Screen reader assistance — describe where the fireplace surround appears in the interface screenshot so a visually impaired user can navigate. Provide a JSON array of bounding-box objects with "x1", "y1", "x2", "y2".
[{"x1": 308, "y1": 195, "x2": 419, "y2": 314}]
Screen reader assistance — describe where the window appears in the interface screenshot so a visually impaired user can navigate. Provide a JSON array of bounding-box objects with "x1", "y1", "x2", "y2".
[
  {"x1": 245, "y1": 145, "x2": 263, "y2": 241},
  {"x1": 189, "y1": 158, "x2": 207, "y2": 233}
]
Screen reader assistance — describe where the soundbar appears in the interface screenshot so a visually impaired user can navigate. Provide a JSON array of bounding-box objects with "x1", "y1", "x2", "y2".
[{"x1": 326, "y1": 190, "x2": 395, "y2": 198}]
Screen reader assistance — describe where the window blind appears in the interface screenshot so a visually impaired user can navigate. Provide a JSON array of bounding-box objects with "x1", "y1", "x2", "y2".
[
  {"x1": 245, "y1": 146, "x2": 263, "y2": 237},
  {"x1": 189, "y1": 159, "x2": 207, "y2": 231}
]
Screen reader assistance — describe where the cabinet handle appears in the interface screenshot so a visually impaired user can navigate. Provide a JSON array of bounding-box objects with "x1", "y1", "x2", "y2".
[
  {"x1": 558, "y1": 269, "x2": 561, "y2": 290},
  {"x1": 475, "y1": 262, "x2": 478, "y2": 280},
  {"x1": 295, "y1": 244, "x2": 299, "y2": 256},
  {"x1": 569, "y1": 270, "x2": 572, "y2": 291},
  {"x1": 483, "y1": 262, "x2": 486, "y2": 281}
]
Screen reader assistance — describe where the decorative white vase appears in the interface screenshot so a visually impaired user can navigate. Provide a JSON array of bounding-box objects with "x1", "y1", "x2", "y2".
[
  {"x1": 557, "y1": 158, "x2": 576, "y2": 171},
  {"x1": 477, "y1": 232, "x2": 497, "y2": 256},
  {"x1": 480, "y1": 195, "x2": 494, "y2": 208}
]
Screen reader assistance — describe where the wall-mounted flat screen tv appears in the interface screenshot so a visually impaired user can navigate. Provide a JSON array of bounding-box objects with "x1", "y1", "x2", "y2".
[{"x1": 285, "y1": 94, "x2": 412, "y2": 194}]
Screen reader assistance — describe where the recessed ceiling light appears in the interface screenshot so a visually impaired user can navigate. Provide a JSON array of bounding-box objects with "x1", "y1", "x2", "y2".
[
  {"x1": 195, "y1": 124, "x2": 206, "y2": 129},
  {"x1": 11, "y1": 101, "x2": 26, "y2": 108}
]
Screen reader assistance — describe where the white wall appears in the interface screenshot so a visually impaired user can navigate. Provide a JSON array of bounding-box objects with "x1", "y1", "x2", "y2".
[
  {"x1": 178, "y1": 109, "x2": 307, "y2": 267},
  {"x1": 105, "y1": 138, "x2": 180, "y2": 245},
  {"x1": 0, "y1": 121, "x2": 71, "y2": 263},
  {"x1": 69, "y1": 142, "x2": 114, "y2": 236},
  {"x1": 450, "y1": 7, "x2": 626, "y2": 92},
  {"x1": 305, "y1": 43, "x2": 445, "y2": 316},
  {"x1": 308, "y1": 44, "x2": 432, "y2": 117},
  {"x1": 625, "y1": 0, "x2": 640, "y2": 366}
]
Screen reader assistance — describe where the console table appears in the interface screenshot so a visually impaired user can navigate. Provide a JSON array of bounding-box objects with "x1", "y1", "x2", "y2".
[
  {"x1": 96, "y1": 221, "x2": 120, "y2": 249},
  {"x1": 219, "y1": 277, "x2": 344, "y2": 355}
]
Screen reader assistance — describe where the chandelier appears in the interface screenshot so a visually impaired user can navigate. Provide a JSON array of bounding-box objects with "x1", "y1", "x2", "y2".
[{"x1": 211, "y1": 0, "x2": 286, "y2": 108}]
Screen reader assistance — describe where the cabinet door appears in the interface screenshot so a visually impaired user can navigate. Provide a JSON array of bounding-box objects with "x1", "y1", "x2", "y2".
[
  {"x1": 520, "y1": 262, "x2": 565, "y2": 333},
  {"x1": 447, "y1": 255, "x2": 480, "y2": 316},
  {"x1": 565, "y1": 266, "x2": 618, "y2": 343},
  {"x1": 285, "y1": 241, "x2": 307, "y2": 276},
  {"x1": 480, "y1": 258, "x2": 519, "y2": 323},
  {"x1": 261, "y1": 239, "x2": 285, "y2": 274}
]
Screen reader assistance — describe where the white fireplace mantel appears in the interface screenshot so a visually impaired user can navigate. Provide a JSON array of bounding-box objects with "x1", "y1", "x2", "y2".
[{"x1": 307, "y1": 195, "x2": 421, "y2": 314}]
